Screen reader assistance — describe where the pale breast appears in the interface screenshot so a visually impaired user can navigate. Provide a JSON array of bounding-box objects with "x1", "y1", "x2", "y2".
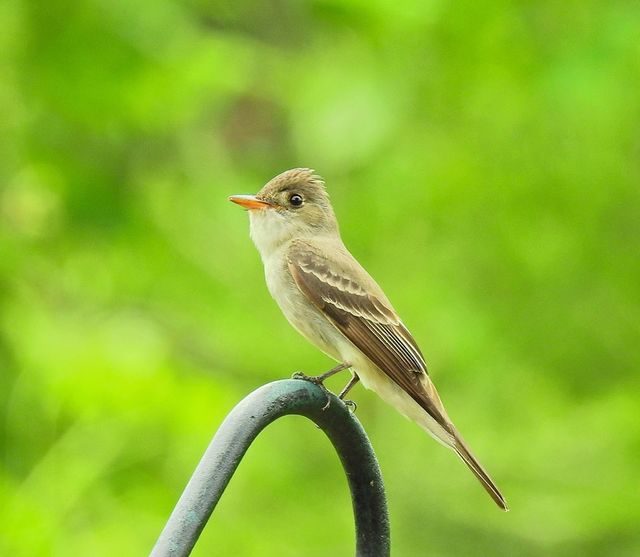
[{"x1": 261, "y1": 248, "x2": 346, "y2": 361}]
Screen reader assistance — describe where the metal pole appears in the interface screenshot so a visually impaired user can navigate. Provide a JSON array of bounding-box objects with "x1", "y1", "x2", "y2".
[{"x1": 150, "y1": 379, "x2": 390, "y2": 557}]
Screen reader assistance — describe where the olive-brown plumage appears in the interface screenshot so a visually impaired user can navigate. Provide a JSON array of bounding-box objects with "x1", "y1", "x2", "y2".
[{"x1": 230, "y1": 168, "x2": 508, "y2": 510}]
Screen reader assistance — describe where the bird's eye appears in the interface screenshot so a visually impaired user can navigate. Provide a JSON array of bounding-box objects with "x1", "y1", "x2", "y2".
[{"x1": 289, "y1": 193, "x2": 303, "y2": 207}]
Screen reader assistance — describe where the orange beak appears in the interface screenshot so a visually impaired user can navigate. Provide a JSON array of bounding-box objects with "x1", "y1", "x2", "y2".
[{"x1": 228, "y1": 195, "x2": 274, "y2": 210}]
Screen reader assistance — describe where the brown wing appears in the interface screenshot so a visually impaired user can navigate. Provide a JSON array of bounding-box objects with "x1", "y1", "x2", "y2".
[{"x1": 287, "y1": 240, "x2": 452, "y2": 432}]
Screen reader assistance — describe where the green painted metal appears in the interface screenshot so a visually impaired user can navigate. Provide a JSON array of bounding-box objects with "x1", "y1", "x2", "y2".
[{"x1": 149, "y1": 379, "x2": 390, "y2": 557}]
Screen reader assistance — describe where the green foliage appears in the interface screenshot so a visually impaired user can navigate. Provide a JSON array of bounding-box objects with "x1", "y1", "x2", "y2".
[{"x1": 1, "y1": 1, "x2": 639, "y2": 555}]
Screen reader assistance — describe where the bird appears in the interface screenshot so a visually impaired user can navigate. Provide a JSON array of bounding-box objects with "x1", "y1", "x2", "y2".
[{"x1": 229, "y1": 168, "x2": 508, "y2": 511}]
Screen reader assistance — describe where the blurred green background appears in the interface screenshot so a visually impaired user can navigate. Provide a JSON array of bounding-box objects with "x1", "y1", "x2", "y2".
[{"x1": 1, "y1": 1, "x2": 639, "y2": 555}]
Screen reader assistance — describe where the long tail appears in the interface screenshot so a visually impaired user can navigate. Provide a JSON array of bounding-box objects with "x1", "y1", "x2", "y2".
[{"x1": 453, "y1": 434, "x2": 509, "y2": 511}]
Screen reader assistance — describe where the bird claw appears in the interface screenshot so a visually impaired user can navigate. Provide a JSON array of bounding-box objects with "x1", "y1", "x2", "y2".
[
  {"x1": 292, "y1": 371, "x2": 321, "y2": 384},
  {"x1": 343, "y1": 400, "x2": 357, "y2": 414},
  {"x1": 292, "y1": 372, "x2": 332, "y2": 410}
]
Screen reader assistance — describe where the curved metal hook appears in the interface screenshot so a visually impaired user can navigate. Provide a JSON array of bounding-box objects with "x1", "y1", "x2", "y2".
[{"x1": 149, "y1": 379, "x2": 390, "y2": 557}]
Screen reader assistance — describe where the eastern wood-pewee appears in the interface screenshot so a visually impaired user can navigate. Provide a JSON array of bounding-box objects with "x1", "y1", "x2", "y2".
[{"x1": 229, "y1": 168, "x2": 508, "y2": 511}]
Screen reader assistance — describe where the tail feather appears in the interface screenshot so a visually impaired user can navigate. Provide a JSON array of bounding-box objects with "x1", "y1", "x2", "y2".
[{"x1": 453, "y1": 435, "x2": 509, "y2": 511}]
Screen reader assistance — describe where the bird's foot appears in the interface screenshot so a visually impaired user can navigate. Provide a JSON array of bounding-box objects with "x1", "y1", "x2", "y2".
[
  {"x1": 343, "y1": 399, "x2": 357, "y2": 414},
  {"x1": 292, "y1": 363, "x2": 352, "y2": 412},
  {"x1": 292, "y1": 371, "x2": 333, "y2": 410},
  {"x1": 292, "y1": 362, "x2": 350, "y2": 384},
  {"x1": 292, "y1": 371, "x2": 325, "y2": 385}
]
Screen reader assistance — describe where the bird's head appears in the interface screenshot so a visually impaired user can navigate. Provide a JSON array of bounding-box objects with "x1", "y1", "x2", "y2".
[{"x1": 229, "y1": 168, "x2": 339, "y2": 255}]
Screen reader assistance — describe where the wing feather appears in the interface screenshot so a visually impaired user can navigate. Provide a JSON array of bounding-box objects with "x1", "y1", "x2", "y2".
[{"x1": 287, "y1": 240, "x2": 452, "y2": 431}]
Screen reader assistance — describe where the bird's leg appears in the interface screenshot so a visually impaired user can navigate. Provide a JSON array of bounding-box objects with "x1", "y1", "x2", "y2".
[
  {"x1": 338, "y1": 374, "x2": 360, "y2": 414},
  {"x1": 292, "y1": 362, "x2": 351, "y2": 411},
  {"x1": 337, "y1": 373, "x2": 359, "y2": 399},
  {"x1": 292, "y1": 362, "x2": 351, "y2": 384}
]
